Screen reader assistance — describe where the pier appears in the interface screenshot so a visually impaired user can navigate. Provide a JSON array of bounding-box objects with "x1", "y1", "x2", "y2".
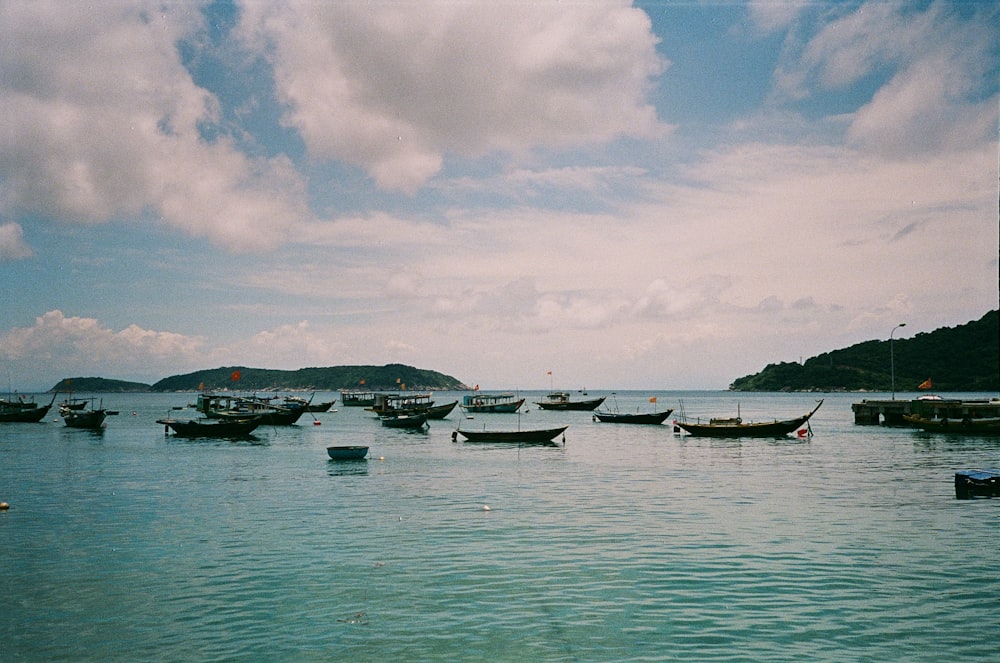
[{"x1": 852, "y1": 398, "x2": 1000, "y2": 425}]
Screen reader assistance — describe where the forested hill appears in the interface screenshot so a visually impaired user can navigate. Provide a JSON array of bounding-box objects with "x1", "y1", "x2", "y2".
[
  {"x1": 730, "y1": 310, "x2": 999, "y2": 392},
  {"x1": 149, "y1": 364, "x2": 467, "y2": 392}
]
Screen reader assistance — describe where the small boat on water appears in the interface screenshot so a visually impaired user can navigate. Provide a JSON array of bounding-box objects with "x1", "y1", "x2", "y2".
[
  {"x1": 0, "y1": 393, "x2": 56, "y2": 423},
  {"x1": 368, "y1": 393, "x2": 457, "y2": 420},
  {"x1": 594, "y1": 409, "x2": 673, "y2": 425},
  {"x1": 157, "y1": 416, "x2": 262, "y2": 437},
  {"x1": 461, "y1": 392, "x2": 525, "y2": 413},
  {"x1": 61, "y1": 401, "x2": 108, "y2": 429},
  {"x1": 283, "y1": 395, "x2": 336, "y2": 412},
  {"x1": 327, "y1": 445, "x2": 369, "y2": 460},
  {"x1": 535, "y1": 392, "x2": 605, "y2": 411},
  {"x1": 675, "y1": 400, "x2": 823, "y2": 438},
  {"x1": 903, "y1": 414, "x2": 1000, "y2": 435},
  {"x1": 196, "y1": 393, "x2": 307, "y2": 426},
  {"x1": 955, "y1": 469, "x2": 1000, "y2": 499},
  {"x1": 380, "y1": 413, "x2": 428, "y2": 429},
  {"x1": 453, "y1": 425, "x2": 568, "y2": 444}
]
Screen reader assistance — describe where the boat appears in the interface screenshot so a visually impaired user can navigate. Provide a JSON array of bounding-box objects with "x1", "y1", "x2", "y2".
[
  {"x1": 283, "y1": 395, "x2": 336, "y2": 412},
  {"x1": 195, "y1": 393, "x2": 306, "y2": 425},
  {"x1": 340, "y1": 391, "x2": 382, "y2": 407},
  {"x1": 461, "y1": 392, "x2": 525, "y2": 413},
  {"x1": 955, "y1": 469, "x2": 1000, "y2": 499},
  {"x1": 367, "y1": 393, "x2": 457, "y2": 419},
  {"x1": 61, "y1": 401, "x2": 108, "y2": 429},
  {"x1": 675, "y1": 400, "x2": 823, "y2": 438},
  {"x1": 535, "y1": 392, "x2": 606, "y2": 411},
  {"x1": 903, "y1": 414, "x2": 1000, "y2": 435},
  {"x1": 327, "y1": 445, "x2": 370, "y2": 460},
  {"x1": 0, "y1": 393, "x2": 56, "y2": 423},
  {"x1": 379, "y1": 413, "x2": 428, "y2": 429},
  {"x1": 593, "y1": 409, "x2": 673, "y2": 425},
  {"x1": 453, "y1": 425, "x2": 568, "y2": 444},
  {"x1": 157, "y1": 416, "x2": 262, "y2": 437}
]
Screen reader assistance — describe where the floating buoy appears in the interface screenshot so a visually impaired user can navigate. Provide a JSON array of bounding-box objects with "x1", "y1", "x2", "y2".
[
  {"x1": 313, "y1": 420, "x2": 321, "y2": 426},
  {"x1": 482, "y1": 505, "x2": 491, "y2": 511},
  {"x1": 0, "y1": 502, "x2": 9, "y2": 510},
  {"x1": 379, "y1": 456, "x2": 385, "y2": 461}
]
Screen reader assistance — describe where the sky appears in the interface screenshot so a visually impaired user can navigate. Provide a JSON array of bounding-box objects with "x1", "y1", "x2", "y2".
[{"x1": 1, "y1": 0, "x2": 997, "y2": 392}]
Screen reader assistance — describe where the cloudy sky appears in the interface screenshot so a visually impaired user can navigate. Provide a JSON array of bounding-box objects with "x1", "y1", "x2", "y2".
[{"x1": 1, "y1": 0, "x2": 997, "y2": 392}]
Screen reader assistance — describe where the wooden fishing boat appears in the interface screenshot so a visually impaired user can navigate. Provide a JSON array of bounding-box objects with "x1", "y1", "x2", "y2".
[
  {"x1": 196, "y1": 393, "x2": 306, "y2": 425},
  {"x1": 676, "y1": 400, "x2": 823, "y2": 438},
  {"x1": 380, "y1": 413, "x2": 428, "y2": 429},
  {"x1": 454, "y1": 425, "x2": 568, "y2": 443},
  {"x1": 284, "y1": 395, "x2": 336, "y2": 412},
  {"x1": 593, "y1": 409, "x2": 673, "y2": 425},
  {"x1": 461, "y1": 392, "x2": 525, "y2": 413},
  {"x1": 157, "y1": 416, "x2": 262, "y2": 437},
  {"x1": 425, "y1": 401, "x2": 458, "y2": 419},
  {"x1": 903, "y1": 414, "x2": 1000, "y2": 435},
  {"x1": 0, "y1": 394, "x2": 56, "y2": 423},
  {"x1": 368, "y1": 393, "x2": 456, "y2": 420},
  {"x1": 535, "y1": 392, "x2": 605, "y2": 411},
  {"x1": 61, "y1": 405, "x2": 108, "y2": 429},
  {"x1": 955, "y1": 469, "x2": 1000, "y2": 499},
  {"x1": 327, "y1": 445, "x2": 369, "y2": 460}
]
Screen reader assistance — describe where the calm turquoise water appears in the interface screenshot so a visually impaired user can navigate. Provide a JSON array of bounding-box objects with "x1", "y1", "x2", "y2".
[{"x1": 2, "y1": 391, "x2": 998, "y2": 661}]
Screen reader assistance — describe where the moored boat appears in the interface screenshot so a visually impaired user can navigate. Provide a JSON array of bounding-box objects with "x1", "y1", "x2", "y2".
[
  {"x1": 380, "y1": 413, "x2": 428, "y2": 429},
  {"x1": 157, "y1": 416, "x2": 262, "y2": 437},
  {"x1": 903, "y1": 414, "x2": 1000, "y2": 435},
  {"x1": 0, "y1": 393, "x2": 56, "y2": 423},
  {"x1": 196, "y1": 393, "x2": 306, "y2": 425},
  {"x1": 453, "y1": 425, "x2": 568, "y2": 444},
  {"x1": 535, "y1": 392, "x2": 606, "y2": 411},
  {"x1": 340, "y1": 391, "x2": 381, "y2": 407},
  {"x1": 327, "y1": 445, "x2": 369, "y2": 460},
  {"x1": 676, "y1": 400, "x2": 823, "y2": 438},
  {"x1": 593, "y1": 409, "x2": 673, "y2": 425},
  {"x1": 461, "y1": 392, "x2": 525, "y2": 413},
  {"x1": 61, "y1": 402, "x2": 108, "y2": 429}
]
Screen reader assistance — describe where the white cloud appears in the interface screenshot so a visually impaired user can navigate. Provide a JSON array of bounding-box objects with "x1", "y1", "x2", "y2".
[
  {"x1": 238, "y1": 1, "x2": 665, "y2": 193},
  {"x1": 0, "y1": 1, "x2": 310, "y2": 251},
  {"x1": 0, "y1": 222, "x2": 33, "y2": 260}
]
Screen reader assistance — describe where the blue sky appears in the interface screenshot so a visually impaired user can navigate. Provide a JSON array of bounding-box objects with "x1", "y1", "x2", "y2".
[{"x1": 1, "y1": 0, "x2": 997, "y2": 392}]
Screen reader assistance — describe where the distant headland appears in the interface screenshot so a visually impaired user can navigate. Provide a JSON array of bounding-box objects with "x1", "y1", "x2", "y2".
[
  {"x1": 49, "y1": 364, "x2": 468, "y2": 393},
  {"x1": 730, "y1": 310, "x2": 998, "y2": 392}
]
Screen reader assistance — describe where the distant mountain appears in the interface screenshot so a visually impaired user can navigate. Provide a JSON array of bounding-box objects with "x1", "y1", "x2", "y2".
[
  {"x1": 50, "y1": 377, "x2": 152, "y2": 392},
  {"x1": 149, "y1": 364, "x2": 468, "y2": 392},
  {"x1": 730, "y1": 310, "x2": 999, "y2": 392}
]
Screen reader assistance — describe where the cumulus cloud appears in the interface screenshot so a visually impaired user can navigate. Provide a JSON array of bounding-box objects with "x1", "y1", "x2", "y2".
[
  {"x1": 0, "y1": 222, "x2": 33, "y2": 260},
  {"x1": 238, "y1": 1, "x2": 665, "y2": 193},
  {"x1": 0, "y1": 1, "x2": 310, "y2": 251}
]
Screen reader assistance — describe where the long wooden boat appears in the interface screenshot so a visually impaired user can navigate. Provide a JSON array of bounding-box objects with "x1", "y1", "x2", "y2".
[
  {"x1": 196, "y1": 393, "x2": 306, "y2": 425},
  {"x1": 283, "y1": 395, "x2": 335, "y2": 412},
  {"x1": 454, "y1": 425, "x2": 568, "y2": 443},
  {"x1": 327, "y1": 445, "x2": 369, "y2": 460},
  {"x1": 676, "y1": 400, "x2": 823, "y2": 438},
  {"x1": 593, "y1": 409, "x2": 673, "y2": 425},
  {"x1": 461, "y1": 393, "x2": 525, "y2": 413},
  {"x1": 535, "y1": 392, "x2": 606, "y2": 411},
  {"x1": 380, "y1": 413, "x2": 428, "y2": 429},
  {"x1": 157, "y1": 416, "x2": 262, "y2": 437},
  {"x1": 955, "y1": 469, "x2": 1000, "y2": 499},
  {"x1": 425, "y1": 401, "x2": 458, "y2": 419},
  {"x1": 903, "y1": 414, "x2": 1000, "y2": 435},
  {"x1": 0, "y1": 394, "x2": 56, "y2": 423}
]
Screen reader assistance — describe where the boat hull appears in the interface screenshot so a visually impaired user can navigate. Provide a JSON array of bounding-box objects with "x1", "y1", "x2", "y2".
[
  {"x1": 904, "y1": 415, "x2": 1000, "y2": 435},
  {"x1": 676, "y1": 401, "x2": 822, "y2": 438},
  {"x1": 327, "y1": 445, "x2": 369, "y2": 460},
  {"x1": 0, "y1": 404, "x2": 52, "y2": 423},
  {"x1": 157, "y1": 417, "x2": 261, "y2": 437},
  {"x1": 536, "y1": 397, "x2": 605, "y2": 411},
  {"x1": 456, "y1": 425, "x2": 568, "y2": 443},
  {"x1": 380, "y1": 414, "x2": 428, "y2": 429},
  {"x1": 593, "y1": 409, "x2": 673, "y2": 425},
  {"x1": 63, "y1": 410, "x2": 108, "y2": 429}
]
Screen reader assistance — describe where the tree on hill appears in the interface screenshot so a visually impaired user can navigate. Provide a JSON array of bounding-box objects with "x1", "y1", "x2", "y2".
[{"x1": 730, "y1": 310, "x2": 999, "y2": 392}]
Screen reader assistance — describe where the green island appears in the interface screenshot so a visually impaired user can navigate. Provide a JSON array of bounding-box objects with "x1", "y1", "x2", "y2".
[
  {"x1": 50, "y1": 364, "x2": 468, "y2": 393},
  {"x1": 730, "y1": 310, "x2": 998, "y2": 392}
]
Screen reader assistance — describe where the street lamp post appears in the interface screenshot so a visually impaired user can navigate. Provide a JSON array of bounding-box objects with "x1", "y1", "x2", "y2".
[{"x1": 890, "y1": 323, "x2": 906, "y2": 400}]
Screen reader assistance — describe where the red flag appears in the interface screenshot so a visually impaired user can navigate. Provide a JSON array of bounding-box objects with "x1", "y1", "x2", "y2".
[
  {"x1": 231, "y1": 370, "x2": 241, "y2": 382},
  {"x1": 918, "y1": 378, "x2": 932, "y2": 390}
]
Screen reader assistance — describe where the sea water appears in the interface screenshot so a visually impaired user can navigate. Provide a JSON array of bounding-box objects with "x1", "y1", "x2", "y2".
[{"x1": 2, "y1": 391, "x2": 998, "y2": 661}]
